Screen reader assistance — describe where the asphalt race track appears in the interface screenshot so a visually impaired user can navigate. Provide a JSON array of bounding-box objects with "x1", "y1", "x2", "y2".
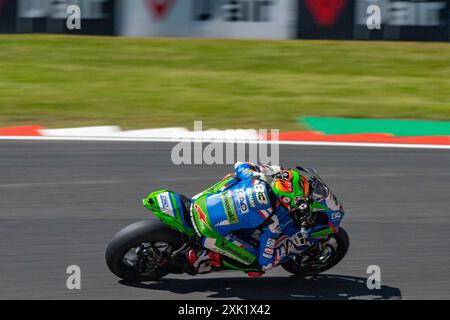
[{"x1": 0, "y1": 140, "x2": 449, "y2": 300}]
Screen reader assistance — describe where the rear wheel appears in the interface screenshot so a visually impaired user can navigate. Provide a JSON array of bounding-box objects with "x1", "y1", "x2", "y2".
[
  {"x1": 105, "y1": 220, "x2": 185, "y2": 282},
  {"x1": 282, "y1": 227, "x2": 350, "y2": 277}
]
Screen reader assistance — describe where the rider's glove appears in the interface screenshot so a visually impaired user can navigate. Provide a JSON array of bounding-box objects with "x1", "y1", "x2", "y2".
[
  {"x1": 253, "y1": 165, "x2": 283, "y2": 183},
  {"x1": 252, "y1": 172, "x2": 269, "y2": 183},
  {"x1": 258, "y1": 164, "x2": 283, "y2": 176}
]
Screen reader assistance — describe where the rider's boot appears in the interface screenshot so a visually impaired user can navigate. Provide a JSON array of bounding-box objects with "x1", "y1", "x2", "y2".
[
  {"x1": 186, "y1": 249, "x2": 221, "y2": 274},
  {"x1": 208, "y1": 251, "x2": 222, "y2": 268}
]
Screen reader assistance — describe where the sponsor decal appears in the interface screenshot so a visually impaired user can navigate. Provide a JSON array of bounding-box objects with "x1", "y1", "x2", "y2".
[
  {"x1": 254, "y1": 183, "x2": 269, "y2": 205},
  {"x1": 276, "y1": 232, "x2": 309, "y2": 255},
  {"x1": 160, "y1": 195, "x2": 169, "y2": 208},
  {"x1": 157, "y1": 192, "x2": 175, "y2": 217},
  {"x1": 221, "y1": 191, "x2": 239, "y2": 224},
  {"x1": 305, "y1": 0, "x2": 348, "y2": 27},
  {"x1": 194, "y1": 203, "x2": 212, "y2": 229},
  {"x1": 263, "y1": 252, "x2": 272, "y2": 259},
  {"x1": 215, "y1": 220, "x2": 230, "y2": 227},
  {"x1": 331, "y1": 212, "x2": 342, "y2": 220},
  {"x1": 235, "y1": 189, "x2": 249, "y2": 214},
  {"x1": 267, "y1": 238, "x2": 276, "y2": 247},
  {"x1": 144, "y1": 0, "x2": 176, "y2": 20},
  {"x1": 246, "y1": 188, "x2": 256, "y2": 207},
  {"x1": 218, "y1": 240, "x2": 254, "y2": 264}
]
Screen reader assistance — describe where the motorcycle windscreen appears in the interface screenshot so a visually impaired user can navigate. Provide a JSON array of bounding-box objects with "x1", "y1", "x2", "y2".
[{"x1": 312, "y1": 178, "x2": 345, "y2": 230}]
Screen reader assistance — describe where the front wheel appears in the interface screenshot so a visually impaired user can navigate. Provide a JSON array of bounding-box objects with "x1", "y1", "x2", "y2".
[
  {"x1": 105, "y1": 220, "x2": 185, "y2": 282},
  {"x1": 282, "y1": 227, "x2": 350, "y2": 277}
]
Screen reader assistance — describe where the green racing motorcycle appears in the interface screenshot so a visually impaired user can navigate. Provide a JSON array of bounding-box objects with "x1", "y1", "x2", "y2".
[{"x1": 105, "y1": 167, "x2": 349, "y2": 282}]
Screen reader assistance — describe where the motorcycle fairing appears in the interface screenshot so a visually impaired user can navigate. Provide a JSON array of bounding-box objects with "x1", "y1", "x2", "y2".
[{"x1": 143, "y1": 189, "x2": 195, "y2": 236}]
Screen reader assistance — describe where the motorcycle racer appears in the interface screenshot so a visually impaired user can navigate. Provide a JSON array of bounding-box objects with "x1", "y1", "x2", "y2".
[
  {"x1": 106, "y1": 162, "x2": 349, "y2": 282},
  {"x1": 187, "y1": 162, "x2": 313, "y2": 276}
]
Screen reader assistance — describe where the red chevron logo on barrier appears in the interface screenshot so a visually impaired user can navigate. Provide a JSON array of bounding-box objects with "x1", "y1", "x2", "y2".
[
  {"x1": 144, "y1": 0, "x2": 176, "y2": 20},
  {"x1": 305, "y1": 0, "x2": 348, "y2": 27}
]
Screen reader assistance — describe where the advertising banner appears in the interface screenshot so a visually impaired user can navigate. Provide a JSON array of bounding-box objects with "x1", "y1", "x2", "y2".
[
  {"x1": 117, "y1": 0, "x2": 298, "y2": 39},
  {"x1": 354, "y1": 0, "x2": 450, "y2": 41},
  {"x1": 2, "y1": 0, "x2": 449, "y2": 41},
  {"x1": 15, "y1": 0, "x2": 115, "y2": 35},
  {"x1": 296, "y1": 0, "x2": 449, "y2": 41}
]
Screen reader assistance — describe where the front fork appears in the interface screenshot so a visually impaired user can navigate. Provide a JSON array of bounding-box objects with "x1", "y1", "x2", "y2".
[{"x1": 289, "y1": 235, "x2": 332, "y2": 265}]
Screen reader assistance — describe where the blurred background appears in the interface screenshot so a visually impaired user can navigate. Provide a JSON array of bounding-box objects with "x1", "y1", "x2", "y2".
[{"x1": 0, "y1": 0, "x2": 449, "y2": 131}]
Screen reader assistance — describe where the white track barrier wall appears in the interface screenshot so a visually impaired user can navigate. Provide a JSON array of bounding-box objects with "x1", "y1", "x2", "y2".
[
  {"x1": 39, "y1": 126, "x2": 259, "y2": 140},
  {"x1": 116, "y1": 0, "x2": 298, "y2": 39}
]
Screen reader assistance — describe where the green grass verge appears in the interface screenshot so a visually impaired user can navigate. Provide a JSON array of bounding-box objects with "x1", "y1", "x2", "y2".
[{"x1": 0, "y1": 34, "x2": 449, "y2": 130}]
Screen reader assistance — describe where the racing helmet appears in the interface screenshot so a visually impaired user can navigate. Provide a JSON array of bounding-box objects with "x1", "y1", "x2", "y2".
[{"x1": 271, "y1": 169, "x2": 311, "y2": 226}]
